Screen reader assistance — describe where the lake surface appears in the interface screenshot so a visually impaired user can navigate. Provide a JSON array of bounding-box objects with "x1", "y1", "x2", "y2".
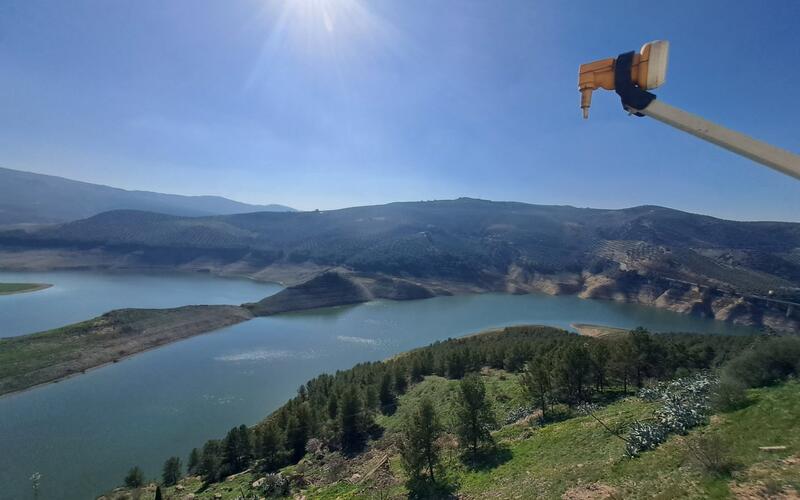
[
  {"x1": 0, "y1": 270, "x2": 283, "y2": 337},
  {"x1": 0, "y1": 271, "x2": 759, "y2": 500}
]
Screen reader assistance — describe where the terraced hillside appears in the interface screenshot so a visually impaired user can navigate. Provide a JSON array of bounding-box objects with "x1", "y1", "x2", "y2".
[{"x1": 1, "y1": 198, "x2": 799, "y2": 329}]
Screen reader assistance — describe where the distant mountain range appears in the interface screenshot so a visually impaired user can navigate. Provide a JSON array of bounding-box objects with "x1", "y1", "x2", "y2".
[
  {"x1": 0, "y1": 167, "x2": 295, "y2": 225},
  {"x1": 1, "y1": 197, "x2": 798, "y2": 330}
]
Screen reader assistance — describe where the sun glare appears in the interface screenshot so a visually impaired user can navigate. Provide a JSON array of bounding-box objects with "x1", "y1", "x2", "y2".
[{"x1": 246, "y1": 0, "x2": 397, "y2": 89}]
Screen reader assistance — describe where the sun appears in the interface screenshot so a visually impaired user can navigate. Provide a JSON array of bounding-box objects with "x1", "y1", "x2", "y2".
[
  {"x1": 246, "y1": 0, "x2": 397, "y2": 89},
  {"x1": 289, "y1": 0, "x2": 340, "y2": 34}
]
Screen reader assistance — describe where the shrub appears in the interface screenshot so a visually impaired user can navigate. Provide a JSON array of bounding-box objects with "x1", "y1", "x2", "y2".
[
  {"x1": 123, "y1": 466, "x2": 144, "y2": 488},
  {"x1": 260, "y1": 472, "x2": 291, "y2": 497},
  {"x1": 627, "y1": 374, "x2": 715, "y2": 456},
  {"x1": 504, "y1": 405, "x2": 536, "y2": 425},
  {"x1": 625, "y1": 421, "x2": 667, "y2": 457},
  {"x1": 655, "y1": 392, "x2": 709, "y2": 434},
  {"x1": 686, "y1": 433, "x2": 737, "y2": 476},
  {"x1": 711, "y1": 375, "x2": 749, "y2": 412},
  {"x1": 723, "y1": 337, "x2": 800, "y2": 388}
]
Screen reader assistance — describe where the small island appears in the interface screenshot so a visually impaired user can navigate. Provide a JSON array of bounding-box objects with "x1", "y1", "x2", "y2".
[{"x1": 0, "y1": 282, "x2": 52, "y2": 295}]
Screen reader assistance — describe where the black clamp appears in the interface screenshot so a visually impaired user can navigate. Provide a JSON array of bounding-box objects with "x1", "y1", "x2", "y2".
[{"x1": 614, "y1": 51, "x2": 656, "y2": 116}]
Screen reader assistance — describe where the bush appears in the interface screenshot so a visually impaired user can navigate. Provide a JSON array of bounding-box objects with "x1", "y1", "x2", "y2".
[
  {"x1": 712, "y1": 375, "x2": 749, "y2": 412},
  {"x1": 723, "y1": 337, "x2": 800, "y2": 388},
  {"x1": 686, "y1": 433, "x2": 737, "y2": 476},
  {"x1": 260, "y1": 473, "x2": 291, "y2": 497},
  {"x1": 123, "y1": 466, "x2": 144, "y2": 488},
  {"x1": 625, "y1": 421, "x2": 667, "y2": 457},
  {"x1": 655, "y1": 391, "x2": 709, "y2": 434},
  {"x1": 627, "y1": 374, "x2": 714, "y2": 456},
  {"x1": 504, "y1": 405, "x2": 536, "y2": 425}
]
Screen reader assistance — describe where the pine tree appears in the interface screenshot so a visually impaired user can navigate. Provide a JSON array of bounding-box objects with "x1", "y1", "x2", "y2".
[
  {"x1": 339, "y1": 386, "x2": 367, "y2": 453},
  {"x1": 199, "y1": 440, "x2": 222, "y2": 484},
  {"x1": 454, "y1": 373, "x2": 496, "y2": 460},
  {"x1": 630, "y1": 328, "x2": 663, "y2": 386},
  {"x1": 590, "y1": 342, "x2": 610, "y2": 391},
  {"x1": 258, "y1": 424, "x2": 285, "y2": 472},
  {"x1": 447, "y1": 350, "x2": 467, "y2": 379},
  {"x1": 224, "y1": 424, "x2": 253, "y2": 473},
  {"x1": 285, "y1": 414, "x2": 307, "y2": 463},
  {"x1": 187, "y1": 448, "x2": 200, "y2": 475},
  {"x1": 123, "y1": 466, "x2": 144, "y2": 488},
  {"x1": 365, "y1": 384, "x2": 379, "y2": 410},
  {"x1": 610, "y1": 336, "x2": 636, "y2": 393},
  {"x1": 410, "y1": 357, "x2": 425, "y2": 382},
  {"x1": 520, "y1": 358, "x2": 552, "y2": 420},
  {"x1": 393, "y1": 364, "x2": 408, "y2": 394},
  {"x1": 161, "y1": 456, "x2": 182, "y2": 486},
  {"x1": 379, "y1": 371, "x2": 396, "y2": 414},
  {"x1": 327, "y1": 393, "x2": 339, "y2": 419},
  {"x1": 554, "y1": 342, "x2": 593, "y2": 405},
  {"x1": 400, "y1": 397, "x2": 442, "y2": 484}
]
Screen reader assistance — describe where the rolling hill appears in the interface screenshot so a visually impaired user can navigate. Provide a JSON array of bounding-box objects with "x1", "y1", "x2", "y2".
[
  {"x1": 1, "y1": 198, "x2": 799, "y2": 330},
  {"x1": 0, "y1": 166, "x2": 294, "y2": 225}
]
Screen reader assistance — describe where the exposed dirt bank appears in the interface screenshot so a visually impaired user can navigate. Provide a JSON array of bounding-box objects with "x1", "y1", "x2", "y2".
[
  {"x1": 1, "y1": 245, "x2": 795, "y2": 331},
  {"x1": 570, "y1": 323, "x2": 630, "y2": 339}
]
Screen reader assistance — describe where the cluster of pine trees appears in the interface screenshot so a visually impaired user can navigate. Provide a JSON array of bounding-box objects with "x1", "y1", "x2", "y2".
[{"x1": 128, "y1": 325, "x2": 765, "y2": 490}]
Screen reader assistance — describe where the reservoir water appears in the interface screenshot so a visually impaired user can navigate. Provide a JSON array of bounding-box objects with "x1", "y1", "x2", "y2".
[
  {"x1": 0, "y1": 271, "x2": 759, "y2": 499},
  {"x1": 0, "y1": 270, "x2": 283, "y2": 337}
]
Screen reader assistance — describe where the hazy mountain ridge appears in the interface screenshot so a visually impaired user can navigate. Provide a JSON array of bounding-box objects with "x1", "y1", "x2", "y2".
[
  {"x1": 1, "y1": 198, "x2": 799, "y2": 330},
  {"x1": 4, "y1": 198, "x2": 799, "y2": 288},
  {"x1": 0, "y1": 167, "x2": 295, "y2": 224}
]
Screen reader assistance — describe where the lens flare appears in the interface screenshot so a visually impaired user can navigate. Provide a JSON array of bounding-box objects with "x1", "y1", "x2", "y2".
[{"x1": 245, "y1": 0, "x2": 398, "y2": 90}]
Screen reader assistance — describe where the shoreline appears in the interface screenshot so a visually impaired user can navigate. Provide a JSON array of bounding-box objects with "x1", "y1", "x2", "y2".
[
  {"x1": 1, "y1": 336, "x2": 191, "y2": 401},
  {"x1": 0, "y1": 305, "x2": 252, "y2": 398},
  {"x1": 0, "y1": 267, "x2": 784, "y2": 399},
  {"x1": 2, "y1": 257, "x2": 796, "y2": 331},
  {"x1": 570, "y1": 322, "x2": 630, "y2": 338}
]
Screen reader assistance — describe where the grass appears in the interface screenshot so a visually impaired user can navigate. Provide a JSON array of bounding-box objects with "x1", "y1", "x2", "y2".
[
  {"x1": 0, "y1": 282, "x2": 51, "y2": 295},
  {"x1": 105, "y1": 377, "x2": 800, "y2": 499},
  {"x1": 311, "y1": 377, "x2": 800, "y2": 500},
  {"x1": 0, "y1": 319, "x2": 101, "y2": 391},
  {"x1": 0, "y1": 306, "x2": 250, "y2": 396},
  {"x1": 377, "y1": 369, "x2": 528, "y2": 434},
  {"x1": 104, "y1": 472, "x2": 258, "y2": 500}
]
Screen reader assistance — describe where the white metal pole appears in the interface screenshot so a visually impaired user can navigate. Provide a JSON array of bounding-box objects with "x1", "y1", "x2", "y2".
[{"x1": 630, "y1": 100, "x2": 800, "y2": 181}]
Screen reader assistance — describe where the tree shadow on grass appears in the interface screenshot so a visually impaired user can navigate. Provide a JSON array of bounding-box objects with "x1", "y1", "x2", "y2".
[
  {"x1": 462, "y1": 443, "x2": 513, "y2": 471},
  {"x1": 592, "y1": 388, "x2": 630, "y2": 405},
  {"x1": 406, "y1": 475, "x2": 460, "y2": 499},
  {"x1": 539, "y1": 404, "x2": 574, "y2": 425}
]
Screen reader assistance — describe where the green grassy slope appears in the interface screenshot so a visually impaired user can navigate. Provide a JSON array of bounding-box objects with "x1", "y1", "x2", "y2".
[
  {"x1": 0, "y1": 306, "x2": 251, "y2": 395},
  {"x1": 311, "y1": 378, "x2": 800, "y2": 500},
  {"x1": 113, "y1": 377, "x2": 800, "y2": 500}
]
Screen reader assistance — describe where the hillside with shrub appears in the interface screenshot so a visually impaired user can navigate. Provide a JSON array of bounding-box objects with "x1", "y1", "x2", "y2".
[{"x1": 103, "y1": 326, "x2": 800, "y2": 499}]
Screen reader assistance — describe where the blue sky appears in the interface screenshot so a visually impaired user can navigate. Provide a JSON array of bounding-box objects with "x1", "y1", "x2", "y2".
[{"x1": 1, "y1": 0, "x2": 798, "y2": 220}]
